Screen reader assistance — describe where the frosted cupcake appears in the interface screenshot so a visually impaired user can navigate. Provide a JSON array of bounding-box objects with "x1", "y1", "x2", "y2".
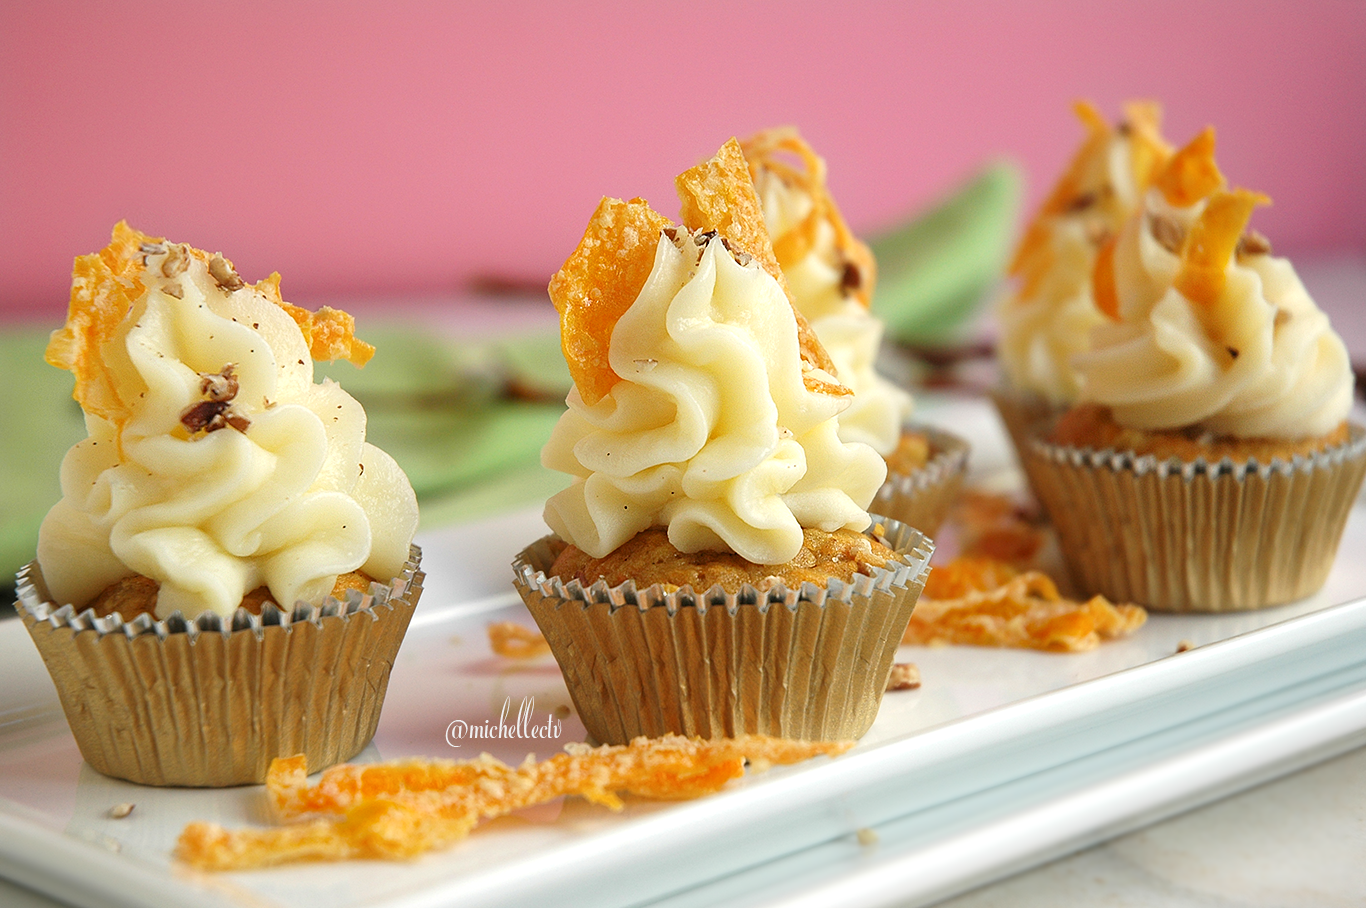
[
  {"x1": 743, "y1": 127, "x2": 965, "y2": 535},
  {"x1": 995, "y1": 101, "x2": 1172, "y2": 472},
  {"x1": 513, "y1": 139, "x2": 932, "y2": 744},
  {"x1": 17, "y1": 222, "x2": 422, "y2": 785},
  {"x1": 1026, "y1": 130, "x2": 1364, "y2": 611}
]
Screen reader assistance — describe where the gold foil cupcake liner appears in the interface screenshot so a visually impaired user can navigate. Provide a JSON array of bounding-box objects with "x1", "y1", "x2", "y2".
[
  {"x1": 1026, "y1": 425, "x2": 1366, "y2": 612},
  {"x1": 15, "y1": 547, "x2": 424, "y2": 787},
  {"x1": 512, "y1": 517, "x2": 933, "y2": 745},
  {"x1": 872, "y1": 425, "x2": 970, "y2": 537}
]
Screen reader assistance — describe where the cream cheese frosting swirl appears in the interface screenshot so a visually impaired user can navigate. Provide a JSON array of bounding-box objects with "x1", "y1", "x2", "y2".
[
  {"x1": 750, "y1": 139, "x2": 913, "y2": 455},
  {"x1": 1076, "y1": 154, "x2": 1353, "y2": 439},
  {"x1": 999, "y1": 101, "x2": 1172, "y2": 405},
  {"x1": 38, "y1": 234, "x2": 418, "y2": 619},
  {"x1": 543, "y1": 228, "x2": 886, "y2": 564}
]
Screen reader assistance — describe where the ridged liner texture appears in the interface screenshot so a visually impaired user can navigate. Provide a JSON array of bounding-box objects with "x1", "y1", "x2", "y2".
[
  {"x1": 872, "y1": 425, "x2": 970, "y2": 537},
  {"x1": 1026, "y1": 425, "x2": 1366, "y2": 612},
  {"x1": 512, "y1": 516, "x2": 933, "y2": 745},
  {"x1": 14, "y1": 546, "x2": 424, "y2": 787}
]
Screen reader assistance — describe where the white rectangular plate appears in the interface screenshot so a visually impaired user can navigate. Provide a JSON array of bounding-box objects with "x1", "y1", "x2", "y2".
[{"x1": 2, "y1": 396, "x2": 1364, "y2": 908}]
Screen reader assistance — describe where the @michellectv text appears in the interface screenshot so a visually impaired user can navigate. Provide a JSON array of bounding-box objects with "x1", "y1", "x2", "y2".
[{"x1": 447, "y1": 696, "x2": 563, "y2": 747}]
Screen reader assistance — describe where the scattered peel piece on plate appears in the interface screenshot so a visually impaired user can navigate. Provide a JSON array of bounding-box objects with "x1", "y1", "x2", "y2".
[
  {"x1": 177, "y1": 735, "x2": 851, "y2": 870},
  {"x1": 905, "y1": 555, "x2": 1147, "y2": 652},
  {"x1": 487, "y1": 621, "x2": 551, "y2": 659},
  {"x1": 948, "y1": 490, "x2": 1047, "y2": 568}
]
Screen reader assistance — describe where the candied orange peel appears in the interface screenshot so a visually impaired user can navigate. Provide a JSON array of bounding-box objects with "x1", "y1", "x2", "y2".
[
  {"x1": 487, "y1": 621, "x2": 551, "y2": 659},
  {"x1": 46, "y1": 222, "x2": 374, "y2": 436},
  {"x1": 548, "y1": 140, "x2": 849, "y2": 407},
  {"x1": 676, "y1": 139, "x2": 847, "y2": 398},
  {"x1": 547, "y1": 198, "x2": 672, "y2": 406},
  {"x1": 1009, "y1": 100, "x2": 1171, "y2": 302},
  {"x1": 176, "y1": 735, "x2": 851, "y2": 870},
  {"x1": 1174, "y1": 187, "x2": 1271, "y2": 307},
  {"x1": 740, "y1": 127, "x2": 877, "y2": 307},
  {"x1": 905, "y1": 555, "x2": 1146, "y2": 652},
  {"x1": 1092, "y1": 234, "x2": 1121, "y2": 320},
  {"x1": 1155, "y1": 127, "x2": 1225, "y2": 208}
]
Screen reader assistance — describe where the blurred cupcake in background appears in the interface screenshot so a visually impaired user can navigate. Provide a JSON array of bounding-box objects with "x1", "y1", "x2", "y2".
[
  {"x1": 1026, "y1": 128, "x2": 1364, "y2": 612},
  {"x1": 744, "y1": 128, "x2": 966, "y2": 536},
  {"x1": 994, "y1": 101, "x2": 1172, "y2": 478}
]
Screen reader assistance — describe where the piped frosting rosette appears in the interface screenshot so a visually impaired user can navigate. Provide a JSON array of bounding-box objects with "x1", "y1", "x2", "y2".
[
  {"x1": 993, "y1": 101, "x2": 1173, "y2": 486},
  {"x1": 743, "y1": 128, "x2": 963, "y2": 534},
  {"x1": 18, "y1": 223, "x2": 422, "y2": 784},
  {"x1": 1024, "y1": 130, "x2": 1364, "y2": 611},
  {"x1": 516, "y1": 139, "x2": 932, "y2": 742}
]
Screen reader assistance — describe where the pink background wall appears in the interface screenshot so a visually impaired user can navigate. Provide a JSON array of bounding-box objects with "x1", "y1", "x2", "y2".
[{"x1": 3, "y1": 1, "x2": 1364, "y2": 323}]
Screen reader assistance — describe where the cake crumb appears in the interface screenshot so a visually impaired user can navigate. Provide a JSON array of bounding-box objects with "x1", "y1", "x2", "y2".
[
  {"x1": 856, "y1": 827, "x2": 879, "y2": 847},
  {"x1": 1175, "y1": 639, "x2": 1196, "y2": 653},
  {"x1": 108, "y1": 803, "x2": 135, "y2": 819},
  {"x1": 885, "y1": 663, "x2": 921, "y2": 691}
]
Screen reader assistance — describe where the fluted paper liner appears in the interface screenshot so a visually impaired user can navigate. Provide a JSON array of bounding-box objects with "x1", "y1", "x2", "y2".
[
  {"x1": 512, "y1": 517, "x2": 932, "y2": 744},
  {"x1": 14, "y1": 547, "x2": 423, "y2": 787},
  {"x1": 1026, "y1": 425, "x2": 1366, "y2": 612},
  {"x1": 872, "y1": 426, "x2": 970, "y2": 537}
]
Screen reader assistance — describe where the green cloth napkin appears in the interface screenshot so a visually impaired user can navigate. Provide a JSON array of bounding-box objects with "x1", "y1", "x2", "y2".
[
  {"x1": 0, "y1": 324, "x2": 571, "y2": 588},
  {"x1": 869, "y1": 161, "x2": 1022, "y2": 346},
  {"x1": 0, "y1": 329, "x2": 88, "y2": 586}
]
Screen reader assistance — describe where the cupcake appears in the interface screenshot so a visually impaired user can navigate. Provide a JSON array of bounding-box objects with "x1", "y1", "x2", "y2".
[
  {"x1": 742, "y1": 127, "x2": 965, "y2": 535},
  {"x1": 16, "y1": 222, "x2": 422, "y2": 786},
  {"x1": 1025, "y1": 128, "x2": 1365, "y2": 612},
  {"x1": 994, "y1": 101, "x2": 1172, "y2": 474},
  {"x1": 513, "y1": 139, "x2": 933, "y2": 744}
]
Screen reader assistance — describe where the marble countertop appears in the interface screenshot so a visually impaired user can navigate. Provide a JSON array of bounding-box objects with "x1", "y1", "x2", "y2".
[{"x1": 934, "y1": 741, "x2": 1366, "y2": 908}]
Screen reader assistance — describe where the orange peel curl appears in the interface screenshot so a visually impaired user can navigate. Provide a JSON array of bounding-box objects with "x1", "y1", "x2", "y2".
[
  {"x1": 740, "y1": 127, "x2": 877, "y2": 306},
  {"x1": 1174, "y1": 187, "x2": 1271, "y2": 307},
  {"x1": 176, "y1": 735, "x2": 852, "y2": 870}
]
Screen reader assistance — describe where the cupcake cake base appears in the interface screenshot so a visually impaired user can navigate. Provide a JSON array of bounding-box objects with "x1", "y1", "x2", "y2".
[
  {"x1": 513, "y1": 517, "x2": 932, "y2": 744},
  {"x1": 15, "y1": 548, "x2": 423, "y2": 787}
]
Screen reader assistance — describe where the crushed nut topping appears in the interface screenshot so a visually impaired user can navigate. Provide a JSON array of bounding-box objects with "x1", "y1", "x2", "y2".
[
  {"x1": 209, "y1": 254, "x2": 245, "y2": 291},
  {"x1": 1149, "y1": 214, "x2": 1186, "y2": 254},
  {"x1": 108, "y1": 803, "x2": 136, "y2": 819},
  {"x1": 840, "y1": 260, "x2": 863, "y2": 293},
  {"x1": 161, "y1": 282, "x2": 184, "y2": 300},
  {"x1": 161, "y1": 244, "x2": 190, "y2": 278},
  {"x1": 1066, "y1": 191, "x2": 1098, "y2": 213},
  {"x1": 1236, "y1": 229, "x2": 1272, "y2": 257},
  {"x1": 180, "y1": 365, "x2": 250, "y2": 435},
  {"x1": 885, "y1": 662, "x2": 921, "y2": 691},
  {"x1": 200, "y1": 364, "x2": 240, "y2": 402}
]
